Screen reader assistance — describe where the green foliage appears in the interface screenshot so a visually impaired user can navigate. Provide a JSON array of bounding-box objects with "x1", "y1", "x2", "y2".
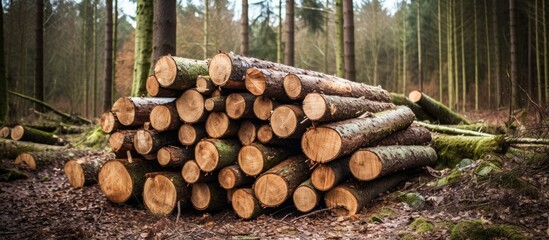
[
  {"x1": 77, "y1": 125, "x2": 108, "y2": 149},
  {"x1": 0, "y1": 165, "x2": 27, "y2": 181},
  {"x1": 250, "y1": 6, "x2": 277, "y2": 61},
  {"x1": 298, "y1": 0, "x2": 325, "y2": 33},
  {"x1": 409, "y1": 217, "x2": 434, "y2": 234},
  {"x1": 427, "y1": 168, "x2": 464, "y2": 188},
  {"x1": 450, "y1": 219, "x2": 528, "y2": 240},
  {"x1": 396, "y1": 192, "x2": 425, "y2": 209}
]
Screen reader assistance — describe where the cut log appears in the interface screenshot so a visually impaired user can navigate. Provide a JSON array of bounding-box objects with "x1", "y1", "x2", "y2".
[
  {"x1": 143, "y1": 172, "x2": 191, "y2": 216},
  {"x1": 226, "y1": 188, "x2": 236, "y2": 203},
  {"x1": 302, "y1": 106, "x2": 415, "y2": 163},
  {"x1": 146, "y1": 75, "x2": 180, "y2": 97},
  {"x1": 64, "y1": 154, "x2": 112, "y2": 188},
  {"x1": 133, "y1": 129, "x2": 179, "y2": 155},
  {"x1": 211, "y1": 89, "x2": 222, "y2": 97},
  {"x1": 303, "y1": 93, "x2": 395, "y2": 122},
  {"x1": 178, "y1": 123, "x2": 207, "y2": 146},
  {"x1": 0, "y1": 138, "x2": 66, "y2": 159},
  {"x1": 150, "y1": 103, "x2": 182, "y2": 132},
  {"x1": 1, "y1": 127, "x2": 10, "y2": 138},
  {"x1": 98, "y1": 158, "x2": 161, "y2": 203},
  {"x1": 196, "y1": 75, "x2": 216, "y2": 95},
  {"x1": 237, "y1": 120, "x2": 260, "y2": 146},
  {"x1": 10, "y1": 125, "x2": 64, "y2": 145},
  {"x1": 181, "y1": 159, "x2": 216, "y2": 184},
  {"x1": 245, "y1": 68, "x2": 289, "y2": 99},
  {"x1": 408, "y1": 90, "x2": 470, "y2": 124},
  {"x1": 270, "y1": 105, "x2": 310, "y2": 138},
  {"x1": 311, "y1": 156, "x2": 351, "y2": 191},
  {"x1": 108, "y1": 130, "x2": 137, "y2": 153},
  {"x1": 204, "y1": 96, "x2": 227, "y2": 112},
  {"x1": 176, "y1": 89, "x2": 207, "y2": 124},
  {"x1": 293, "y1": 179, "x2": 322, "y2": 213},
  {"x1": 218, "y1": 165, "x2": 254, "y2": 189},
  {"x1": 375, "y1": 125, "x2": 432, "y2": 146},
  {"x1": 112, "y1": 97, "x2": 175, "y2": 126},
  {"x1": 191, "y1": 182, "x2": 229, "y2": 211},
  {"x1": 324, "y1": 173, "x2": 408, "y2": 216},
  {"x1": 253, "y1": 155, "x2": 312, "y2": 207},
  {"x1": 157, "y1": 145, "x2": 193, "y2": 167},
  {"x1": 226, "y1": 93, "x2": 256, "y2": 119},
  {"x1": 349, "y1": 145, "x2": 437, "y2": 181},
  {"x1": 205, "y1": 112, "x2": 239, "y2": 139},
  {"x1": 238, "y1": 143, "x2": 291, "y2": 176},
  {"x1": 232, "y1": 188, "x2": 262, "y2": 220},
  {"x1": 256, "y1": 124, "x2": 299, "y2": 146},
  {"x1": 153, "y1": 56, "x2": 208, "y2": 90},
  {"x1": 100, "y1": 112, "x2": 122, "y2": 134},
  {"x1": 432, "y1": 134, "x2": 507, "y2": 167},
  {"x1": 15, "y1": 150, "x2": 92, "y2": 170},
  {"x1": 253, "y1": 96, "x2": 279, "y2": 121},
  {"x1": 195, "y1": 138, "x2": 241, "y2": 172},
  {"x1": 389, "y1": 93, "x2": 434, "y2": 121},
  {"x1": 283, "y1": 73, "x2": 391, "y2": 102},
  {"x1": 414, "y1": 121, "x2": 492, "y2": 137}
]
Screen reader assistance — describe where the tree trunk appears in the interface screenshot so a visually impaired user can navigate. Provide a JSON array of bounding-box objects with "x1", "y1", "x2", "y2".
[
  {"x1": 447, "y1": 0, "x2": 454, "y2": 109},
  {"x1": 285, "y1": 0, "x2": 295, "y2": 66},
  {"x1": 277, "y1": 0, "x2": 283, "y2": 63},
  {"x1": 492, "y1": 0, "x2": 501, "y2": 108},
  {"x1": 408, "y1": 90, "x2": 470, "y2": 124},
  {"x1": 154, "y1": 57, "x2": 208, "y2": 90},
  {"x1": 15, "y1": 150, "x2": 92, "y2": 170},
  {"x1": 226, "y1": 93, "x2": 256, "y2": 119},
  {"x1": 157, "y1": 145, "x2": 193, "y2": 167},
  {"x1": 194, "y1": 138, "x2": 241, "y2": 172},
  {"x1": 0, "y1": 126, "x2": 9, "y2": 138},
  {"x1": 204, "y1": 96, "x2": 226, "y2": 112},
  {"x1": 389, "y1": 93, "x2": 434, "y2": 121},
  {"x1": 218, "y1": 164, "x2": 254, "y2": 189},
  {"x1": 437, "y1": 0, "x2": 442, "y2": 101},
  {"x1": 203, "y1": 0, "x2": 209, "y2": 59},
  {"x1": 544, "y1": 0, "x2": 548, "y2": 105},
  {"x1": 237, "y1": 120, "x2": 260, "y2": 146},
  {"x1": 335, "y1": 0, "x2": 344, "y2": 77},
  {"x1": 152, "y1": 0, "x2": 176, "y2": 65},
  {"x1": 150, "y1": 102, "x2": 181, "y2": 132},
  {"x1": 432, "y1": 134, "x2": 507, "y2": 168},
  {"x1": 270, "y1": 104, "x2": 311, "y2": 138},
  {"x1": 245, "y1": 68, "x2": 289, "y2": 99},
  {"x1": 375, "y1": 124, "x2": 432, "y2": 146},
  {"x1": 131, "y1": 0, "x2": 153, "y2": 97},
  {"x1": 191, "y1": 182, "x2": 228, "y2": 211},
  {"x1": 181, "y1": 159, "x2": 216, "y2": 184},
  {"x1": 103, "y1": 0, "x2": 113, "y2": 111},
  {"x1": 133, "y1": 129, "x2": 179, "y2": 155},
  {"x1": 349, "y1": 145, "x2": 437, "y2": 181},
  {"x1": 311, "y1": 156, "x2": 350, "y2": 191},
  {"x1": 111, "y1": 97, "x2": 175, "y2": 126},
  {"x1": 64, "y1": 155, "x2": 112, "y2": 188},
  {"x1": 196, "y1": 75, "x2": 216, "y2": 95},
  {"x1": 241, "y1": 0, "x2": 249, "y2": 55},
  {"x1": 238, "y1": 142, "x2": 291, "y2": 176},
  {"x1": 143, "y1": 172, "x2": 190, "y2": 216},
  {"x1": 509, "y1": 0, "x2": 518, "y2": 108},
  {"x1": 302, "y1": 106, "x2": 415, "y2": 163},
  {"x1": 10, "y1": 125, "x2": 64, "y2": 145},
  {"x1": 178, "y1": 123, "x2": 207, "y2": 146},
  {"x1": 416, "y1": 0, "x2": 422, "y2": 90},
  {"x1": 35, "y1": 0, "x2": 44, "y2": 111},
  {"x1": 205, "y1": 112, "x2": 240, "y2": 139},
  {"x1": 0, "y1": 139, "x2": 66, "y2": 159},
  {"x1": 343, "y1": 0, "x2": 355, "y2": 81},
  {"x1": 176, "y1": 89, "x2": 207, "y2": 124},
  {"x1": 0, "y1": 0, "x2": 6, "y2": 123},
  {"x1": 146, "y1": 75, "x2": 180, "y2": 97},
  {"x1": 108, "y1": 130, "x2": 137, "y2": 153},
  {"x1": 253, "y1": 96, "x2": 280, "y2": 121},
  {"x1": 474, "y1": 0, "x2": 479, "y2": 110},
  {"x1": 293, "y1": 179, "x2": 322, "y2": 213},
  {"x1": 253, "y1": 155, "x2": 312, "y2": 207},
  {"x1": 232, "y1": 188, "x2": 262, "y2": 219},
  {"x1": 303, "y1": 93, "x2": 395, "y2": 122}
]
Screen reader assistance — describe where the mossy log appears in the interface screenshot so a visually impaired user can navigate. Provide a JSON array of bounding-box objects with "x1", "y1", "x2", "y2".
[
  {"x1": 408, "y1": 90, "x2": 470, "y2": 124},
  {"x1": 196, "y1": 75, "x2": 216, "y2": 95},
  {"x1": 389, "y1": 93, "x2": 434, "y2": 121},
  {"x1": 349, "y1": 145, "x2": 437, "y2": 181},
  {"x1": 253, "y1": 155, "x2": 312, "y2": 207},
  {"x1": 150, "y1": 102, "x2": 182, "y2": 132},
  {"x1": 238, "y1": 142, "x2": 292, "y2": 176},
  {"x1": 10, "y1": 125, "x2": 64, "y2": 145},
  {"x1": 0, "y1": 127, "x2": 10, "y2": 138},
  {"x1": 112, "y1": 97, "x2": 175, "y2": 126},
  {"x1": 108, "y1": 130, "x2": 137, "y2": 153},
  {"x1": 414, "y1": 121, "x2": 493, "y2": 137},
  {"x1": 324, "y1": 173, "x2": 408, "y2": 216},
  {"x1": 191, "y1": 182, "x2": 229, "y2": 211},
  {"x1": 143, "y1": 172, "x2": 191, "y2": 216},
  {"x1": 245, "y1": 68, "x2": 290, "y2": 99},
  {"x1": 270, "y1": 104, "x2": 311, "y2": 138},
  {"x1": 311, "y1": 156, "x2": 351, "y2": 191},
  {"x1": 204, "y1": 96, "x2": 227, "y2": 112},
  {"x1": 218, "y1": 164, "x2": 255, "y2": 190},
  {"x1": 178, "y1": 123, "x2": 207, "y2": 146},
  {"x1": 157, "y1": 145, "x2": 193, "y2": 167},
  {"x1": 100, "y1": 112, "x2": 123, "y2": 134},
  {"x1": 133, "y1": 129, "x2": 179, "y2": 155},
  {"x1": 64, "y1": 155, "x2": 112, "y2": 188},
  {"x1": 237, "y1": 120, "x2": 261, "y2": 146},
  {"x1": 0, "y1": 138, "x2": 66, "y2": 159},
  {"x1": 226, "y1": 93, "x2": 257, "y2": 119},
  {"x1": 15, "y1": 150, "x2": 92, "y2": 170},
  {"x1": 146, "y1": 75, "x2": 180, "y2": 97},
  {"x1": 205, "y1": 112, "x2": 240, "y2": 139},
  {"x1": 253, "y1": 96, "x2": 280, "y2": 121},
  {"x1": 375, "y1": 125, "x2": 432, "y2": 146},
  {"x1": 293, "y1": 179, "x2": 322, "y2": 213},
  {"x1": 181, "y1": 159, "x2": 216, "y2": 184},
  {"x1": 302, "y1": 106, "x2": 415, "y2": 163},
  {"x1": 303, "y1": 93, "x2": 396, "y2": 122},
  {"x1": 450, "y1": 123, "x2": 507, "y2": 135},
  {"x1": 176, "y1": 89, "x2": 207, "y2": 124},
  {"x1": 232, "y1": 188, "x2": 263, "y2": 220},
  {"x1": 195, "y1": 138, "x2": 241, "y2": 172},
  {"x1": 153, "y1": 56, "x2": 209, "y2": 90},
  {"x1": 450, "y1": 219, "x2": 528, "y2": 240},
  {"x1": 432, "y1": 134, "x2": 507, "y2": 168}
]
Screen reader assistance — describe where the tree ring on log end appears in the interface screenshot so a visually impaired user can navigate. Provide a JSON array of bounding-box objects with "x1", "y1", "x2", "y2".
[
  {"x1": 270, "y1": 105, "x2": 299, "y2": 138},
  {"x1": 349, "y1": 150, "x2": 382, "y2": 181},
  {"x1": 204, "y1": 98, "x2": 215, "y2": 111},
  {"x1": 238, "y1": 145, "x2": 264, "y2": 176},
  {"x1": 205, "y1": 112, "x2": 230, "y2": 138},
  {"x1": 254, "y1": 174, "x2": 288, "y2": 207},
  {"x1": 143, "y1": 174, "x2": 177, "y2": 216},
  {"x1": 191, "y1": 182, "x2": 211, "y2": 210},
  {"x1": 15, "y1": 152, "x2": 37, "y2": 169},
  {"x1": 150, "y1": 105, "x2": 173, "y2": 131},
  {"x1": 408, "y1": 90, "x2": 422, "y2": 103},
  {"x1": 134, "y1": 130, "x2": 154, "y2": 155},
  {"x1": 245, "y1": 68, "x2": 267, "y2": 96},
  {"x1": 301, "y1": 127, "x2": 342, "y2": 163},
  {"x1": 176, "y1": 89, "x2": 205, "y2": 123},
  {"x1": 232, "y1": 189, "x2": 257, "y2": 219},
  {"x1": 195, "y1": 140, "x2": 219, "y2": 172},
  {"x1": 178, "y1": 124, "x2": 197, "y2": 146},
  {"x1": 100, "y1": 112, "x2": 117, "y2": 133},
  {"x1": 146, "y1": 75, "x2": 160, "y2": 96},
  {"x1": 181, "y1": 160, "x2": 201, "y2": 184},
  {"x1": 156, "y1": 148, "x2": 171, "y2": 166},
  {"x1": 98, "y1": 160, "x2": 133, "y2": 203},
  {"x1": 238, "y1": 121, "x2": 256, "y2": 145},
  {"x1": 209, "y1": 53, "x2": 232, "y2": 86},
  {"x1": 112, "y1": 98, "x2": 136, "y2": 126},
  {"x1": 293, "y1": 186, "x2": 318, "y2": 213},
  {"x1": 253, "y1": 96, "x2": 274, "y2": 120},
  {"x1": 302, "y1": 93, "x2": 327, "y2": 121},
  {"x1": 218, "y1": 167, "x2": 236, "y2": 189},
  {"x1": 283, "y1": 74, "x2": 302, "y2": 99},
  {"x1": 10, "y1": 125, "x2": 24, "y2": 141},
  {"x1": 226, "y1": 93, "x2": 246, "y2": 119},
  {"x1": 257, "y1": 125, "x2": 274, "y2": 143},
  {"x1": 64, "y1": 160, "x2": 85, "y2": 188},
  {"x1": 324, "y1": 187, "x2": 358, "y2": 216},
  {"x1": 311, "y1": 165, "x2": 337, "y2": 191},
  {"x1": 108, "y1": 132, "x2": 126, "y2": 152},
  {"x1": 154, "y1": 56, "x2": 177, "y2": 87}
]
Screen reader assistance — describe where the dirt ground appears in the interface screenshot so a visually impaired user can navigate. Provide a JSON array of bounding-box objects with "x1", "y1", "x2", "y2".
[{"x1": 1, "y1": 109, "x2": 548, "y2": 239}]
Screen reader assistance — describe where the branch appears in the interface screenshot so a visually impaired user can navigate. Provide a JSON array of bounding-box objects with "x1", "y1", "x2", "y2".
[{"x1": 8, "y1": 91, "x2": 92, "y2": 124}]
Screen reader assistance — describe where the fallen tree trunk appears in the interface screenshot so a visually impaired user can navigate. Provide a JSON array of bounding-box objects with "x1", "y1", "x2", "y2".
[
  {"x1": 245, "y1": 68, "x2": 289, "y2": 99},
  {"x1": 238, "y1": 142, "x2": 291, "y2": 176},
  {"x1": 108, "y1": 130, "x2": 137, "y2": 153},
  {"x1": 196, "y1": 75, "x2": 216, "y2": 95},
  {"x1": 112, "y1": 97, "x2": 175, "y2": 126},
  {"x1": 133, "y1": 129, "x2": 179, "y2": 155},
  {"x1": 303, "y1": 93, "x2": 395, "y2": 122},
  {"x1": 204, "y1": 96, "x2": 227, "y2": 112},
  {"x1": 237, "y1": 120, "x2": 260, "y2": 146},
  {"x1": 432, "y1": 134, "x2": 507, "y2": 168},
  {"x1": 389, "y1": 93, "x2": 434, "y2": 121},
  {"x1": 64, "y1": 154, "x2": 112, "y2": 188},
  {"x1": 231, "y1": 188, "x2": 262, "y2": 220},
  {"x1": 270, "y1": 105, "x2": 310, "y2": 138},
  {"x1": 146, "y1": 75, "x2": 180, "y2": 97},
  {"x1": 218, "y1": 164, "x2": 254, "y2": 190},
  {"x1": 191, "y1": 182, "x2": 229, "y2": 211},
  {"x1": 16, "y1": 150, "x2": 92, "y2": 170},
  {"x1": 150, "y1": 103, "x2": 182, "y2": 132},
  {"x1": 153, "y1": 56, "x2": 208, "y2": 90},
  {"x1": 226, "y1": 93, "x2": 256, "y2": 119},
  {"x1": 143, "y1": 172, "x2": 191, "y2": 216},
  {"x1": 0, "y1": 139, "x2": 66, "y2": 159},
  {"x1": 195, "y1": 138, "x2": 241, "y2": 172},
  {"x1": 176, "y1": 89, "x2": 207, "y2": 124},
  {"x1": 178, "y1": 123, "x2": 207, "y2": 146},
  {"x1": 205, "y1": 112, "x2": 239, "y2": 139},
  {"x1": 414, "y1": 121, "x2": 493, "y2": 137},
  {"x1": 293, "y1": 179, "x2": 322, "y2": 213},
  {"x1": 181, "y1": 159, "x2": 216, "y2": 184},
  {"x1": 375, "y1": 125, "x2": 432, "y2": 146},
  {"x1": 253, "y1": 155, "x2": 312, "y2": 207},
  {"x1": 302, "y1": 106, "x2": 415, "y2": 163},
  {"x1": 1, "y1": 127, "x2": 10, "y2": 138},
  {"x1": 253, "y1": 96, "x2": 280, "y2": 121},
  {"x1": 311, "y1": 156, "x2": 351, "y2": 191},
  {"x1": 408, "y1": 90, "x2": 470, "y2": 124},
  {"x1": 157, "y1": 145, "x2": 193, "y2": 167},
  {"x1": 349, "y1": 145, "x2": 437, "y2": 181},
  {"x1": 11, "y1": 125, "x2": 64, "y2": 145}
]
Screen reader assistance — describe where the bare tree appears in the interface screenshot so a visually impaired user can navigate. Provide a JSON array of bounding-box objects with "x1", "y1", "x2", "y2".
[
  {"x1": 285, "y1": 0, "x2": 295, "y2": 66},
  {"x1": 343, "y1": 0, "x2": 355, "y2": 81},
  {"x1": 35, "y1": 0, "x2": 44, "y2": 111},
  {"x1": 241, "y1": 0, "x2": 249, "y2": 55},
  {"x1": 103, "y1": 0, "x2": 113, "y2": 111}
]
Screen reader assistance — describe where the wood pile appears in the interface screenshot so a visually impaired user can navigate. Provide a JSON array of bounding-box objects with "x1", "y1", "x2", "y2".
[{"x1": 93, "y1": 52, "x2": 440, "y2": 218}]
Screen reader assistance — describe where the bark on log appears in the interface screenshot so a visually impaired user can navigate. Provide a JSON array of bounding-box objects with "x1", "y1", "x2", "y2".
[
  {"x1": 311, "y1": 156, "x2": 351, "y2": 191},
  {"x1": 10, "y1": 125, "x2": 64, "y2": 145},
  {"x1": 150, "y1": 103, "x2": 182, "y2": 132},
  {"x1": 211, "y1": 89, "x2": 222, "y2": 97},
  {"x1": 245, "y1": 68, "x2": 289, "y2": 99},
  {"x1": 303, "y1": 93, "x2": 396, "y2": 122},
  {"x1": 204, "y1": 96, "x2": 227, "y2": 112},
  {"x1": 195, "y1": 138, "x2": 241, "y2": 172},
  {"x1": 270, "y1": 104, "x2": 310, "y2": 138},
  {"x1": 302, "y1": 106, "x2": 415, "y2": 163},
  {"x1": 176, "y1": 89, "x2": 207, "y2": 124},
  {"x1": 1, "y1": 127, "x2": 10, "y2": 138},
  {"x1": 15, "y1": 150, "x2": 92, "y2": 170},
  {"x1": 232, "y1": 188, "x2": 262, "y2": 220},
  {"x1": 253, "y1": 96, "x2": 280, "y2": 121},
  {"x1": 100, "y1": 112, "x2": 122, "y2": 134},
  {"x1": 237, "y1": 120, "x2": 261, "y2": 146},
  {"x1": 253, "y1": 155, "x2": 312, "y2": 207},
  {"x1": 375, "y1": 125, "x2": 432, "y2": 146},
  {"x1": 283, "y1": 73, "x2": 391, "y2": 102},
  {"x1": 112, "y1": 97, "x2": 175, "y2": 126},
  {"x1": 109, "y1": 130, "x2": 137, "y2": 153},
  {"x1": 226, "y1": 93, "x2": 256, "y2": 119},
  {"x1": 205, "y1": 112, "x2": 239, "y2": 139},
  {"x1": 432, "y1": 134, "x2": 507, "y2": 167},
  {"x1": 143, "y1": 172, "x2": 191, "y2": 216},
  {"x1": 157, "y1": 145, "x2": 193, "y2": 167},
  {"x1": 0, "y1": 138, "x2": 66, "y2": 159},
  {"x1": 146, "y1": 75, "x2": 180, "y2": 97},
  {"x1": 181, "y1": 159, "x2": 216, "y2": 184},
  {"x1": 238, "y1": 142, "x2": 291, "y2": 176},
  {"x1": 218, "y1": 164, "x2": 254, "y2": 189},
  {"x1": 389, "y1": 93, "x2": 434, "y2": 121},
  {"x1": 191, "y1": 182, "x2": 229, "y2": 211},
  {"x1": 178, "y1": 123, "x2": 207, "y2": 146},
  {"x1": 133, "y1": 129, "x2": 179, "y2": 155},
  {"x1": 196, "y1": 75, "x2": 216, "y2": 95},
  {"x1": 64, "y1": 154, "x2": 112, "y2": 188},
  {"x1": 293, "y1": 179, "x2": 322, "y2": 213},
  {"x1": 408, "y1": 90, "x2": 470, "y2": 124},
  {"x1": 153, "y1": 56, "x2": 208, "y2": 90},
  {"x1": 349, "y1": 145, "x2": 437, "y2": 181},
  {"x1": 324, "y1": 173, "x2": 408, "y2": 216}
]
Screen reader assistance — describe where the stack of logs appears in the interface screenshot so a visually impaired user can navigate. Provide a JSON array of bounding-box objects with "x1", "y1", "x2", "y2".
[{"x1": 97, "y1": 52, "x2": 439, "y2": 218}]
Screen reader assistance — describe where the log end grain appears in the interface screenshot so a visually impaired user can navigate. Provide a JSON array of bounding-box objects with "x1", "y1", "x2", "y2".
[
  {"x1": 156, "y1": 147, "x2": 171, "y2": 166},
  {"x1": 10, "y1": 125, "x2": 24, "y2": 141},
  {"x1": 301, "y1": 127, "x2": 342, "y2": 163},
  {"x1": 0, "y1": 127, "x2": 10, "y2": 138},
  {"x1": 205, "y1": 112, "x2": 231, "y2": 138},
  {"x1": 150, "y1": 105, "x2": 175, "y2": 132},
  {"x1": 191, "y1": 182, "x2": 212, "y2": 210},
  {"x1": 176, "y1": 89, "x2": 205, "y2": 123},
  {"x1": 283, "y1": 74, "x2": 302, "y2": 99},
  {"x1": 204, "y1": 98, "x2": 216, "y2": 111},
  {"x1": 237, "y1": 145, "x2": 264, "y2": 176},
  {"x1": 253, "y1": 173, "x2": 289, "y2": 207},
  {"x1": 109, "y1": 131, "x2": 128, "y2": 152},
  {"x1": 143, "y1": 174, "x2": 178, "y2": 216},
  {"x1": 226, "y1": 93, "x2": 247, "y2": 119},
  {"x1": 178, "y1": 124, "x2": 198, "y2": 146},
  {"x1": 218, "y1": 166, "x2": 237, "y2": 189},
  {"x1": 14, "y1": 152, "x2": 36, "y2": 169},
  {"x1": 64, "y1": 159, "x2": 85, "y2": 188},
  {"x1": 194, "y1": 140, "x2": 219, "y2": 172},
  {"x1": 245, "y1": 68, "x2": 267, "y2": 96},
  {"x1": 237, "y1": 121, "x2": 257, "y2": 146},
  {"x1": 349, "y1": 150, "x2": 382, "y2": 181},
  {"x1": 154, "y1": 56, "x2": 177, "y2": 87},
  {"x1": 270, "y1": 105, "x2": 299, "y2": 138},
  {"x1": 134, "y1": 130, "x2": 154, "y2": 155},
  {"x1": 311, "y1": 165, "x2": 338, "y2": 191},
  {"x1": 100, "y1": 112, "x2": 118, "y2": 133},
  {"x1": 111, "y1": 98, "x2": 136, "y2": 126},
  {"x1": 253, "y1": 96, "x2": 274, "y2": 121},
  {"x1": 146, "y1": 75, "x2": 161, "y2": 96},
  {"x1": 181, "y1": 160, "x2": 202, "y2": 184},
  {"x1": 208, "y1": 53, "x2": 232, "y2": 86},
  {"x1": 302, "y1": 93, "x2": 327, "y2": 121},
  {"x1": 257, "y1": 124, "x2": 274, "y2": 144},
  {"x1": 196, "y1": 75, "x2": 215, "y2": 94},
  {"x1": 98, "y1": 160, "x2": 133, "y2": 203},
  {"x1": 232, "y1": 188, "x2": 261, "y2": 219},
  {"x1": 407, "y1": 90, "x2": 422, "y2": 103},
  {"x1": 293, "y1": 184, "x2": 319, "y2": 213},
  {"x1": 324, "y1": 186, "x2": 359, "y2": 216}
]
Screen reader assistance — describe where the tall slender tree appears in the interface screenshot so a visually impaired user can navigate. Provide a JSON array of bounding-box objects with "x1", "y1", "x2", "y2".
[
  {"x1": 285, "y1": 0, "x2": 295, "y2": 66},
  {"x1": 402, "y1": 0, "x2": 407, "y2": 94},
  {"x1": 0, "y1": 0, "x2": 6, "y2": 123},
  {"x1": 112, "y1": 0, "x2": 118, "y2": 100},
  {"x1": 509, "y1": 0, "x2": 518, "y2": 108},
  {"x1": 447, "y1": 0, "x2": 454, "y2": 109},
  {"x1": 343, "y1": 0, "x2": 355, "y2": 81},
  {"x1": 93, "y1": 0, "x2": 98, "y2": 116},
  {"x1": 324, "y1": 0, "x2": 329, "y2": 73},
  {"x1": 131, "y1": 0, "x2": 154, "y2": 97},
  {"x1": 536, "y1": 0, "x2": 542, "y2": 104},
  {"x1": 241, "y1": 0, "x2": 249, "y2": 55},
  {"x1": 484, "y1": 0, "x2": 491, "y2": 108},
  {"x1": 474, "y1": 0, "x2": 479, "y2": 110},
  {"x1": 492, "y1": 0, "x2": 501, "y2": 108},
  {"x1": 460, "y1": 0, "x2": 466, "y2": 111},
  {"x1": 438, "y1": 0, "x2": 442, "y2": 100},
  {"x1": 416, "y1": 0, "x2": 422, "y2": 90},
  {"x1": 335, "y1": 0, "x2": 344, "y2": 77},
  {"x1": 153, "y1": 0, "x2": 176, "y2": 64},
  {"x1": 204, "y1": 0, "x2": 209, "y2": 59},
  {"x1": 35, "y1": 0, "x2": 44, "y2": 111},
  {"x1": 277, "y1": 0, "x2": 283, "y2": 63},
  {"x1": 543, "y1": 0, "x2": 548, "y2": 105},
  {"x1": 104, "y1": 0, "x2": 113, "y2": 111}
]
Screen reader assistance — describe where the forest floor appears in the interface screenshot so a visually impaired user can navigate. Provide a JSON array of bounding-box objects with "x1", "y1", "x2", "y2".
[{"x1": 0, "y1": 109, "x2": 548, "y2": 239}]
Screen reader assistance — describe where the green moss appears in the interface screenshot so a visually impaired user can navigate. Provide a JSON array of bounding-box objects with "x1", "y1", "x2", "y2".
[
  {"x1": 450, "y1": 219, "x2": 528, "y2": 240},
  {"x1": 396, "y1": 192, "x2": 425, "y2": 209},
  {"x1": 410, "y1": 217, "x2": 434, "y2": 234},
  {"x1": 0, "y1": 165, "x2": 27, "y2": 181},
  {"x1": 427, "y1": 169, "x2": 464, "y2": 188},
  {"x1": 377, "y1": 207, "x2": 396, "y2": 218},
  {"x1": 399, "y1": 232, "x2": 416, "y2": 240},
  {"x1": 76, "y1": 125, "x2": 108, "y2": 149},
  {"x1": 432, "y1": 135, "x2": 507, "y2": 169},
  {"x1": 474, "y1": 161, "x2": 501, "y2": 177}
]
